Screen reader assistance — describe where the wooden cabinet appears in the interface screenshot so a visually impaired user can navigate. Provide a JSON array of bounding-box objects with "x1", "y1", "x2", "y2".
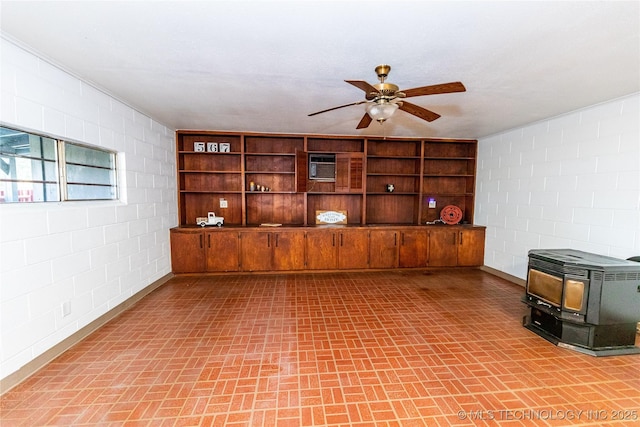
[
  {"x1": 172, "y1": 225, "x2": 483, "y2": 273},
  {"x1": 272, "y1": 230, "x2": 306, "y2": 270},
  {"x1": 170, "y1": 228, "x2": 240, "y2": 273},
  {"x1": 239, "y1": 230, "x2": 305, "y2": 272},
  {"x1": 398, "y1": 228, "x2": 429, "y2": 268},
  {"x1": 338, "y1": 229, "x2": 369, "y2": 269},
  {"x1": 173, "y1": 130, "x2": 483, "y2": 274},
  {"x1": 305, "y1": 230, "x2": 337, "y2": 270},
  {"x1": 369, "y1": 228, "x2": 430, "y2": 269},
  {"x1": 205, "y1": 230, "x2": 239, "y2": 272},
  {"x1": 170, "y1": 228, "x2": 205, "y2": 273},
  {"x1": 239, "y1": 231, "x2": 272, "y2": 271},
  {"x1": 457, "y1": 227, "x2": 486, "y2": 266},
  {"x1": 306, "y1": 228, "x2": 369, "y2": 270},
  {"x1": 427, "y1": 226, "x2": 485, "y2": 267},
  {"x1": 369, "y1": 229, "x2": 398, "y2": 269},
  {"x1": 428, "y1": 228, "x2": 459, "y2": 267}
]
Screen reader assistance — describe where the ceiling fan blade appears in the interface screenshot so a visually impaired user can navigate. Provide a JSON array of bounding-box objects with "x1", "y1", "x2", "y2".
[
  {"x1": 402, "y1": 82, "x2": 466, "y2": 98},
  {"x1": 308, "y1": 100, "x2": 366, "y2": 117},
  {"x1": 345, "y1": 80, "x2": 379, "y2": 94},
  {"x1": 356, "y1": 113, "x2": 373, "y2": 129},
  {"x1": 399, "y1": 101, "x2": 441, "y2": 122}
]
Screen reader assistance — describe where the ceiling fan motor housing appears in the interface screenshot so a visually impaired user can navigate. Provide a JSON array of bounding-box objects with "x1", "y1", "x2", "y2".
[
  {"x1": 372, "y1": 82, "x2": 400, "y2": 98},
  {"x1": 374, "y1": 64, "x2": 391, "y2": 80}
]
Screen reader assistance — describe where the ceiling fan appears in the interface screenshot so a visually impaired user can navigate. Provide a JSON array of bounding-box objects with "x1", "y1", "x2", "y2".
[{"x1": 308, "y1": 64, "x2": 466, "y2": 129}]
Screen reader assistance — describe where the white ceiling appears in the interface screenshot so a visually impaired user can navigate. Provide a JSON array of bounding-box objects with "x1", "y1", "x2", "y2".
[{"x1": 1, "y1": 1, "x2": 639, "y2": 139}]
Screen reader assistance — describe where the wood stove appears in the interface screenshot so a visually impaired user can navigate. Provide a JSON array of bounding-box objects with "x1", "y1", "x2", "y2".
[{"x1": 523, "y1": 249, "x2": 640, "y2": 356}]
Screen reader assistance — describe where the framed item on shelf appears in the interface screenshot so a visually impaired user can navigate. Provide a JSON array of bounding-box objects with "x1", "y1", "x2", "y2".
[
  {"x1": 220, "y1": 142, "x2": 231, "y2": 153},
  {"x1": 316, "y1": 210, "x2": 348, "y2": 225},
  {"x1": 194, "y1": 142, "x2": 205, "y2": 152},
  {"x1": 207, "y1": 142, "x2": 219, "y2": 152}
]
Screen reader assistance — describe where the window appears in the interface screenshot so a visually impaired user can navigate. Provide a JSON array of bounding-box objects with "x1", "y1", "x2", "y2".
[{"x1": 0, "y1": 126, "x2": 117, "y2": 203}]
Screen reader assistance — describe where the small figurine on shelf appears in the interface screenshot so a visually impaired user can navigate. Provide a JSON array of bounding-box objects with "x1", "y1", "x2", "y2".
[
  {"x1": 249, "y1": 181, "x2": 256, "y2": 191},
  {"x1": 196, "y1": 212, "x2": 224, "y2": 227}
]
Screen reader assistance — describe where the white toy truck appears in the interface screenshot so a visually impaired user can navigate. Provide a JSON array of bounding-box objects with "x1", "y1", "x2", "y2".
[{"x1": 196, "y1": 212, "x2": 224, "y2": 227}]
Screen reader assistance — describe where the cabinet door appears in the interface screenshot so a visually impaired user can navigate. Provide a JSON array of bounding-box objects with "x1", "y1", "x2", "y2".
[
  {"x1": 239, "y1": 231, "x2": 273, "y2": 271},
  {"x1": 457, "y1": 228, "x2": 485, "y2": 266},
  {"x1": 399, "y1": 228, "x2": 428, "y2": 268},
  {"x1": 170, "y1": 229, "x2": 205, "y2": 273},
  {"x1": 337, "y1": 229, "x2": 369, "y2": 269},
  {"x1": 369, "y1": 229, "x2": 398, "y2": 269},
  {"x1": 205, "y1": 230, "x2": 239, "y2": 272},
  {"x1": 273, "y1": 231, "x2": 305, "y2": 271},
  {"x1": 427, "y1": 228, "x2": 458, "y2": 267},
  {"x1": 306, "y1": 230, "x2": 338, "y2": 270}
]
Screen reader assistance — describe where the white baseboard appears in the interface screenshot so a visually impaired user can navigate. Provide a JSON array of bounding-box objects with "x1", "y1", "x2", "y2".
[{"x1": 480, "y1": 265, "x2": 526, "y2": 287}]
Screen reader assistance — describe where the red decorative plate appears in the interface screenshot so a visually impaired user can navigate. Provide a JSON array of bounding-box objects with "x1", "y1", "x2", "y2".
[{"x1": 440, "y1": 205, "x2": 463, "y2": 225}]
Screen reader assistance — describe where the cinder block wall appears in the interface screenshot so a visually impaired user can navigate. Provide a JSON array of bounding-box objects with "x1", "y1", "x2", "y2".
[
  {"x1": 0, "y1": 37, "x2": 178, "y2": 381},
  {"x1": 476, "y1": 93, "x2": 640, "y2": 279}
]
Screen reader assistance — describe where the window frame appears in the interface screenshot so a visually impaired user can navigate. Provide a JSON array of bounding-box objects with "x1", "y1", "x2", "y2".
[{"x1": 0, "y1": 125, "x2": 118, "y2": 203}]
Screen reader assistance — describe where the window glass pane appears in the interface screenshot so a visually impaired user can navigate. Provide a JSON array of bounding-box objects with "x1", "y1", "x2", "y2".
[
  {"x1": 66, "y1": 164, "x2": 114, "y2": 186},
  {"x1": 65, "y1": 143, "x2": 114, "y2": 168},
  {"x1": 0, "y1": 128, "x2": 56, "y2": 160},
  {"x1": 0, "y1": 126, "x2": 59, "y2": 203},
  {"x1": 67, "y1": 184, "x2": 117, "y2": 200},
  {"x1": 64, "y1": 142, "x2": 116, "y2": 201},
  {"x1": 21, "y1": 158, "x2": 58, "y2": 182}
]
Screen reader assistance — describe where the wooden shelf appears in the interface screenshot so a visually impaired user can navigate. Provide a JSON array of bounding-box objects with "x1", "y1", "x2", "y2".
[
  {"x1": 246, "y1": 171, "x2": 296, "y2": 174},
  {"x1": 179, "y1": 170, "x2": 242, "y2": 174},
  {"x1": 367, "y1": 192, "x2": 420, "y2": 195},
  {"x1": 175, "y1": 131, "x2": 477, "y2": 227},
  {"x1": 180, "y1": 190, "x2": 241, "y2": 193},
  {"x1": 367, "y1": 173, "x2": 421, "y2": 177},
  {"x1": 178, "y1": 151, "x2": 241, "y2": 155},
  {"x1": 246, "y1": 191, "x2": 299, "y2": 195},
  {"x1": 424, "y1": 156, "x2": 475, "y2": 160},
  {"x1": 367, "y1": 155, "x2": 421, "y2": 160}
]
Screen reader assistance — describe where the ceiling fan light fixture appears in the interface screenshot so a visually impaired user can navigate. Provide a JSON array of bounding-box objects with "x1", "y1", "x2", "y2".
[
  {"x1": 367, "y1": 101, "x2": 399, "y2": 123},
  {"x1": 308, "y1": 65, "x2": 465, "y2": 129}
]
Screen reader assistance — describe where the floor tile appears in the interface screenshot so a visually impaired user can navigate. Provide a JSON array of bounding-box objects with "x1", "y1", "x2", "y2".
[{"x1": 1, "y1": 270, "x2": 639, "y2": 426}]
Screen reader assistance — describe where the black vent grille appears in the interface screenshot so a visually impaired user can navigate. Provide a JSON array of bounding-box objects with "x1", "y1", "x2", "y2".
[
  {"x1": 603, "y1": 271, "x2": 640, "y2": 282},
  {"x1": 529, "y1": 258, "x2": 589, "y2": 277}
]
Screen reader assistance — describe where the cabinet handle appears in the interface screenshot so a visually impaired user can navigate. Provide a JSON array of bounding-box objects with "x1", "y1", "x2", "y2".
[
  {"x1": 332, "y1": 234, "x2": 336, "y2": 247},
  {"x1": 208, "y1": 234, "x2": 211, "y2": 248},
  {"x1": 401, "y1": 232, "x2": 405, "y2": 246},
  {"x1": 267, "y1": 234, "x2": 271, "y2": 248},
  {"x1": 340, "y1": 233, "x2": 344, "y2": 247},
  {"x1": 394, "y1": 233, "x2": 397, "y2": 246},
  {"x1": 200, "y1": 234, "x2": 203, "y2": 249},
  {"x1": 459, "y1": 231, "x2": 463, "y2": 245}
]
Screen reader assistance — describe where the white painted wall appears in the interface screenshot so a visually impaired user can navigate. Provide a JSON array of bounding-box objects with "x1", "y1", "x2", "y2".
[
  {"x1": 476, "y1": 93, "x2": 640, "y2": 280},
  {"x1": 0, "y1": 37, "x2": 177, "y2": 380}
]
